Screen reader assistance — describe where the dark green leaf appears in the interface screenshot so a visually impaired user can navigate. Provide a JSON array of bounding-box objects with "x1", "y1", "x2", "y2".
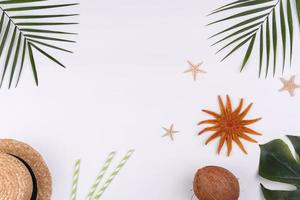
[
  {"x1": 259, "y1": 135, "x2": 300, "y2": 199},
  {"x1": 287, "y1": 135, "x2": 300, "y2": 157},
  {"x1": 208, "y1": 0, "x2": 300, "y2": 77},
  {"x1": 27, "y1": 38, "x2": 73, "y2": 53},
  {"x1": 11, "y1": 14, "x2": 78, "y2": 19},
  {"x1": 211, "y1": 0, "x2": 275, "y2": 15},
  {"x1": 241, "y1": 34, "x2": 256, "y2": 71},
  {"x1": 280, "y1": 1, "x2": 287, "y2": 73},
  {"x1": 259, "y1": 26, "x2": 264, "y2": 77},
  {"x1": 9, "y1": 33, "x2": 22, "y2": 88},
  {"x1": 265, "y1": 18, "x2": 271, "y2": 78},
  {"x1": 212, "y1": 22, "x2": 262, "y2": 46},
  {"x1": 0, "y1": 0, "x2": 47, "y2": 4},
  {"x1": 4, "y1": 3, "x2": 78, "y2": 12},
  {"x1": 30, "y1": 43, "x2": 66, "y2": 68},
  {"x1": 272, "y1": 10, "x2": 277, "y2": 76},
  {"x1": 0, "y1": 12, "x2": 5, "y2": 34},
  {"x1": 27, "y1": 43, "x2": 38, "y2": 85},
  {"x1": 221, "y1": 36, "x2": 253, "y2": 61},
  {"x1": 287, "y1": 0, "x2": 293, "y2": 64},
  {"x1": 211, "y1": 0, "x2": 254, "y2": 13},
  {"x1": 296, "y1": 0, "x2": 300, "y2": 26},
  {"x1": 16, "y1": 22, "x2": 78, "y2": 26},
  {"x1": 216, "y1": 29, "x2": 258, "y2": 53},
  {"x1": 209, "y1": 14, "x2": 268, "y2": 39},
  {"x1": 15, "y1": 40, "x2": 26, "y2": 88},
  {"x1": 24, "y1": 34, "x2": 76, "y2": 43},
  {"x1": 0, "y1": 1, "x2": 77, "y2": 87},
  {"x1": 208, "y1": 6, "x2": 273, "y2": 25},
  {"x1": 1, "y1": 27, "x2": 17, "y2": 87},
  {"x1": 20, "y1": 28, "x2": 77, "y2": 35},
  {"x1": 259, "y1": 137, "x2": 300, "y2": 187},
  {"x1": 0, "y1": 21, "x2": 11, "y2": 57}
]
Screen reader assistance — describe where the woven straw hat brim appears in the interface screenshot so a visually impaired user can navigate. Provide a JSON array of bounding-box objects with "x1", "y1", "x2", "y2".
[
  {"x1": 0, "y1": 153, "x2": 33, "y2": 200},
  {"x1": 0, "y1": 139, "x2": 52, "y2": 200}
]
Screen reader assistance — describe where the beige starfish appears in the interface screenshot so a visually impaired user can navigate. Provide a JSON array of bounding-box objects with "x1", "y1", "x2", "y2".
[
  {"x1": 183, "y1": 60, "x2": 206, "y2": 81},
  {"x1": 279, "y1": 75, "x2": 300, "y2": 97},
  {"x1": 162, "y1": 124, "x2": 179, "y2": 141}
]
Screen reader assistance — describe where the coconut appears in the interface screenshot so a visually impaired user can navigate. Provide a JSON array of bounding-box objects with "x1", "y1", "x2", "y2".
[{"x1": 193, "y1": 166, "x2": 239, "y2": 200}]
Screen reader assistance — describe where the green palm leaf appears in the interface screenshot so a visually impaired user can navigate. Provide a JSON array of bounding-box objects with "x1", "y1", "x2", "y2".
[
  {"x1": 241, "y1": 34, "x2": 256, "y2": 71},
  {"x1": 259, "y1": 26, "x2": 264, "y2": 77},
  {"x1": 11, "y1": 14, "x2": 79, "y2": 19},
  {"x1": 0, "y1": 0, "x2": 78, "y2": 88},
  {"x1": 1, "y1": 27, "x2": 17, "y2": 87},
  {"x1": 287, "y1": 0, "x2": 293, "y2": 64},
  {"x1": 209, "y1": 13, "x2": 268, "y2": 39},
  {"x1": 279, "y1": 1, "x2": 287, "y2": 72},
  {"x1": 4, "y1": 3, "x2": 78, "y2": 11},
  {"x1": 211, "y1": 0, "x2": 252, "y2": 13},
  {"x1": 266, "y1": 18, "x2": 271, "y2": 77},
  {"x1": 0, "y1": 0, "x2": 47, "y2": 4},
  {"x1": 297, "y1": 0, "x2": 300, "y2": 25},
  {"x1": 272, "y1": 10, "x2": 277, "y2": 76},
  {"x1": 9, "y1": 33, "x2": 21, "y2": 88},
  {"x1": 15, "y1": 41, "x2": 26, "y2": 87},
  {"x1": 210, "y1": 0, "x2": 274, "y2": 15},
  {"x1": 28, "y1": 42, "x2": 38, "y2": 85},
  {"x1": 208, "y1": 0, "x2": 299, "y2": 77},
  {"x1": 20, "y1": 28, "x2": 77, "y2": 35}
]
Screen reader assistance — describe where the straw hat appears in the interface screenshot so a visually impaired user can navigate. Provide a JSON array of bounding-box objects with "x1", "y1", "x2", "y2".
[{"x1": 0, "y1": 139, "x2": 52, "y2": 200}]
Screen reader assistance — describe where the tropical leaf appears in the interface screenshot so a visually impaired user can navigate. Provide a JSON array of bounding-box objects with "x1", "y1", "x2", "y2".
[
  {"x1": 259, "y1": 135, "x2": 300, "y2": 199},
  {"x1": 208, "y1": 0, "x2": 299, "y2": 77},
  {"x1": 0, "y1": 0, "x2": 78, "y2": 88}
]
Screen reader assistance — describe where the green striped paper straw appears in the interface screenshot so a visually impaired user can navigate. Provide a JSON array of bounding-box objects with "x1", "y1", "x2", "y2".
[
  {"x1": 70, "y1": 160, "x2": 81, "y2": 200},
  {"x1": 86, "y1": 151, "x2": 116, "y2": 200},
  {"x1": 93, "y1": 150, "x2": 134, "y2": 200}
]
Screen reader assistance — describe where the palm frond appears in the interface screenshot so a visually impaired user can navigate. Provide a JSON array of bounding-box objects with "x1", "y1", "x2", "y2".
[
  {"x1": 0, "y1": 0, "x2": 78, "y2": 88},
  {"x1": 208, "y1": 0, "x2": 299, "y2": 77},
  {"x1": 297, "y1": 0, "x2": 300, "y2": 25}
]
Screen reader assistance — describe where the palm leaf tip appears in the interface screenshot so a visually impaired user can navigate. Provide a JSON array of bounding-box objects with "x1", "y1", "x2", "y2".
[
  {"x1": 296, "y1": 0, "x2": 300, "y2": 26},
  {"x1": 286, "y1": 0, "x2": 293, "y2": 65},
  {"x1": 208, "y1": 0, "x2": 298, "y2": 77},
  {"x1": 28, "y1": 43, "x2": 39, "y2": 86},
  {"x1": 9, "y1": 33, "x2": 22, "y2": 89},
  {"x1": 4, "y1": 3, "x2": 79, "y2": 12},
  {"x1": 1, "y1": 27, "x2": 17, "y2": 87},
  {"x1": 15, "y1": 41, "x2": 27, "y2": 88},
  {"x1": 241, "y1": 34, "x2": 256, "y2": 72},
  {"x1": 0, "y1": 0, "x2": 78, "y2": 87},
  {"x1": 30, "y1": 43, "x2": 66, "y2": 68},
  {"x1": 265, "y1": 18, "x2": 271, "y2": 78},
  {"x1": 0, "y1": 0, "x2": 48, "y2": 4},
  {"x1": 10, "y1": 14, "x2": 79, "y2": 19}
]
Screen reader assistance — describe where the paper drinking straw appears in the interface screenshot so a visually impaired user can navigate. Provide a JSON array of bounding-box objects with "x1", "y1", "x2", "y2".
[
  {"x1": 70, "y1": 160, "x2": 81, "y2": 200},
  {"x1": 93, "y1": 150, "x2": 134, "y2": 200},
  {"x1": 86, "y1": 152, "x2": 116, "y2": 200}
]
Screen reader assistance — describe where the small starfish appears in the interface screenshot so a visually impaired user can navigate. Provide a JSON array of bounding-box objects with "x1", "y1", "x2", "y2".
[
  {"x1": 162, "y1": 124, "x2": 179, "y2": 141},
  {"x1": 279, "y1": 75, "x2": 300, "y2": 97},
  {"x1": 183, "y1": 60, "x2": 206, "y2": 81}
]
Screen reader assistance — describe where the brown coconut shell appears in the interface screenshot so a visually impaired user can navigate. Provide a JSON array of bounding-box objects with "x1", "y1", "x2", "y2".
[
  {"x1": 193, "y1": 166, "x2": 239, "y2": 200},
  {"x1": 0, "y1": 139, "x2": 52, "y2": 200}
]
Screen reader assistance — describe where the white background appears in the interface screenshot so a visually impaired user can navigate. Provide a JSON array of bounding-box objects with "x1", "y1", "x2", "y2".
[{"x1": 1, "y1": 0, "x2": 300, "y2": 199}]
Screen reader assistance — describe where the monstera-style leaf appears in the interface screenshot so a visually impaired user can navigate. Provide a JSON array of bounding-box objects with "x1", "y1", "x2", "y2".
[
  {"x1": 259, "y1": 135, "x2": 300, "y2": 199},
  {"x1": 0, "y1": 0, "x2": 78, "y2": 88},
  {"x1": 208, "y1": 0, "x2": 300, "y2": 77}
]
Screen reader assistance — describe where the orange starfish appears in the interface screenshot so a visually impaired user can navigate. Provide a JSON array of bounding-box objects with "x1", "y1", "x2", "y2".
[{"x1": 198, "y1": 95, "x2": 262, "y2": 156}]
